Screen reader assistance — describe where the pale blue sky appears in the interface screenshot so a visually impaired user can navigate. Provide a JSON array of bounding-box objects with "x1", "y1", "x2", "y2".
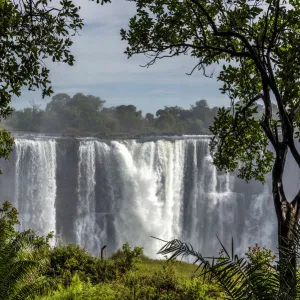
[{"x1": 11, "y1": 0, "x2": 229, "y2": 114}]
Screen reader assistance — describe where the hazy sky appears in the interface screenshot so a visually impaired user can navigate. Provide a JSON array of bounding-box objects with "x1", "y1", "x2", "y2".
[{"x1": 12, "y1": 0, "x2": 229, "y2": 113}]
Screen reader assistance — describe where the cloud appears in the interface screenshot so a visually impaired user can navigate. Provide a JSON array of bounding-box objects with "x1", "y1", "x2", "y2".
[
  {"x1": 72, "y1": 0, "x2": 137, "y2": 25},
  {"x1": 151, "y1": 89, "x2": 176, "y2": 95},
  {"x1": 13, "y1": 0, "x2": 229, "y2": 113}
]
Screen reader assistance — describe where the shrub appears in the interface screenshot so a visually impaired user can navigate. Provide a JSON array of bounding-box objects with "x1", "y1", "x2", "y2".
[
  {"x1": 180, "y1": 278, "x2": 224, "y2": 300},
  {"x1": 245, "y1": 243, "x2": 276, "y2": 266},
  {"x1": 121, "y1": 259, "x2": 182, "y2": 299},
  {"x1": 44, "y1": 244, "x2": 101, "y2": 285},
  {"x1": 37, "y1": 274, "x2": 130, "y2": 300},
  {"x1": 151, "y1": 261, "x2": 180, "y2": 292},
  {"x1": 110, "y1": 242, "x2": 144, "y2": 275},
  {"x1": 43, "y1": 242, "x2": 144, "y2": 287}
]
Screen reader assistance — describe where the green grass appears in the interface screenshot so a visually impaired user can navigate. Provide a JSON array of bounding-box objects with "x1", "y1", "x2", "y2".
[
  {"x1": 36, "y1": 255, "x2": 225, "y2": 300},
  {"x1": 137, "y1": 256, "x2": 199, "y2": 281}
]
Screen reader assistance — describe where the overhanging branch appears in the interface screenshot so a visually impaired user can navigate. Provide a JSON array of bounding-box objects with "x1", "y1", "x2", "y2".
[
  {"x1": 187, "y1": 0, "x2": 269, "y2": 83},
  {"x1": 134, "y1": 42, "x2": 252, "y2": 69},
  {"x1": 233, "y1": 93, "x2": 264, "y2": 130},
  {"x1": 189, "y1": 0, "x2": 218, "y2": 32}
]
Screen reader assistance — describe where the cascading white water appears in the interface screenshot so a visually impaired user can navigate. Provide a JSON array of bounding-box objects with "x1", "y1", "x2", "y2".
[
  {"x1": 72, "y1": 138, "x2": 249, "y2": 257},
  {"x1": 14, "y1": 139, "x2": 57, "y2": 240},
  {"x1": 75, "y1": 141, "x2": 99, "y2": 253},
  {"x1": 0, "y1": 135, "x2": 280, "y2": 258},
  {"x1": 110, "y1": 139, "x2": 186, "y2": 257},
  {"x1": 240, "y1": 184, "x2": 276, "y2": 252}
]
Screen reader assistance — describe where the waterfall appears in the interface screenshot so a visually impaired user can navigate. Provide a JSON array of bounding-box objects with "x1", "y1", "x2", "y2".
[
  {"x1": 0, "y1": 135, "x2": 283, "y2": 258},
  {"x1": 107, "y1": 139, "x2": 186, "y2": 257},
  {"x1": 240, "y1": 184, "x2": 276, "y2": 252},
  {"x1": 75, "y1": 141, "x2": 99, "y2": 253},
  {"x1": 14, "y1": 139, "x2": 57, "y2": 240}
]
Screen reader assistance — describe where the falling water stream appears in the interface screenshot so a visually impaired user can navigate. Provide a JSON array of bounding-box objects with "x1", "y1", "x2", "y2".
[{"x1": 0, "y1": 135, "x2": 283, "y2": 257}]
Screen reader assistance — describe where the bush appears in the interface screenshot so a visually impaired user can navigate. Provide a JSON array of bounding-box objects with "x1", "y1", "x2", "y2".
[
  {"x1": 43, "y1": 242, "x2": 144, "y2": 287},
  {"x1": 180, "y1": 278, "x2": 223, "y2": 300},
  {"x1": 119, "y1": 259, "x2": 224, "y2": 300},
  {"x1": 45, "y1": 244, "x2": 100, "y2": 285},
  {"x1": 245, "y1": 243, "x2": 276, "y2": 266},
  {"x1": 151, "y1": 261, "x2": 180, "y2": 292},
  {"x1": 37, "y1": 274, "x2": 130, "y2": 300},
  {"x1": 110, "y1": 242, "x2": 144, "y2": 275}
]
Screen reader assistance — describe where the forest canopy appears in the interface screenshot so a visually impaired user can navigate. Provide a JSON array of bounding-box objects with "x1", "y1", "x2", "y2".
[{"x1": 2, "y1": 92, "x2": 275, "y2": 137}]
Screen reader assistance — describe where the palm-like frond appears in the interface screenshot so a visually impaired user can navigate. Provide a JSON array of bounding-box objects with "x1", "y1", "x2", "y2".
[
  {"x1": 156, "y1": 235, "x2": 300, "y2": 300},
  {"x1": 0, "y1": 223, "x2": 52, "y2": 300}
]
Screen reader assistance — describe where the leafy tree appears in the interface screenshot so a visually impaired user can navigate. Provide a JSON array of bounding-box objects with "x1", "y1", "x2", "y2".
[
  {"x1": 43, "y1": 93, "x2": 106, "y2": 133},
  {"x1": 117, "y1": 0, "x2": 300, "y2": 295},
  {"x1": 180, "y1": 108, "x2": 193, "y2": 121},
  {"x1": 113, "y1": 105, "x2": 143, "y2": 133},
  {"x1": 115, "y1": 105, "x2": 142, "y2": 119},
  {"x1": 0, "y1": 0, "x2": 85, "y2": 165},
  {"x1": 191, "y1": 100, "x2": 211, "y2": 128},
  {"x1": 186, "y1": 119, "x2": 203, "y2": 135},
  {"x1": 155, "y1": 110, "x2": 183, "y2": 133},
  {"x1": 145, "y1": 113, "x2": 155, "y2": 123},
  {"x1": 46, "y1": 94, "x2": 72, "y2": 114},
  {"x1": 68, "y1": 93, "x2": 106, "y2": 113},
  {"x1": 156, "y1": 106, "x2": 183, "y2": 119},
  {"x1": 155, "y1": 106, "x2": 186, "y2": 132}
]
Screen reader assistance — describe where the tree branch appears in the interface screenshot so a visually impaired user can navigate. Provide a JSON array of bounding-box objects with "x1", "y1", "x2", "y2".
[
  {"x1": 260, "y1": 81, "x2": 277, "y2": 149},
  {"x1": 233, "y1": 93, "x2": 264, "y2": 129},
  {"x1": 272, "y1": 142, "x2": 288, "y2": 220},
  {"x1": 267, "y1": 0, "x2": 280, "y2": 58},
  {"x1": 289, "y1": 100, "x2": 300, "y2": 120},
  {"x1": 189, "y1": 0, "x2": 218, "y2": 32},
  {"x1": 132, "y1": 42, "x2": 252, "y2": 69},
  {"x1": 189, "y1": 1, "x2": 256, "y2": 53}
]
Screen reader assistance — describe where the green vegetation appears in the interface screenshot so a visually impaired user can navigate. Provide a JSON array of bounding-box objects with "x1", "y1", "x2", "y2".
[
  {"x1": 0, "y1": 0, "x2": 86, "y2": 166},
  {"x1": 115, "y1": 0, "x2": 300, "y2": 296},
  {"x1": 4, "y1": 93, "x2": 273, "y2": 136},
  {"x1": 0, "y1": 201, "x2": 225, "y2": 300},
  {"x1": 4, "y1": 94, "x2": 221, "y2": 136},
  {"x1": 0, "y1": 201, "x2": 53, "y2": 299},
  {"x1": 37, "y1": 259, "x2": 224, "y2": 300},
  {"x1": 6, "y1": 200, "x2": 300, "y2": 300},
  {"x1": 157, "y1": 234, "x2": 300, "y2": 300},
  {"x1": 3, "y1": 0, "x2": 300, "y2": 298}
]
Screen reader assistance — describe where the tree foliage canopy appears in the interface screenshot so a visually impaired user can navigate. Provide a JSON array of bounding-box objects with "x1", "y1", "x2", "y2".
[
  {"x1": 117, "y1": 0, "x2": 300, "y2": 294},
  {"x1": 0, "y1": 0, "x2": 84, "y2": 166},
  {"x1": 5, "y1": 93, "x2": 221, "y2": 136},
  {"x1": 119, "y1": 0, "x2": 300, "y2": 184}
]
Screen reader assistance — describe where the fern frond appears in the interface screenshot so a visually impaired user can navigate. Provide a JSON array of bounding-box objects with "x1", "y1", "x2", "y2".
[{"x1": 156, "y1": 238, "x2": 280, "y2": 300}]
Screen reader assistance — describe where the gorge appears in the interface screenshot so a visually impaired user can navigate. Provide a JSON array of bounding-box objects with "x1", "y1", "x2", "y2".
[{"x1": 0, "y1": 135, "x2": 298, "y2": 258}]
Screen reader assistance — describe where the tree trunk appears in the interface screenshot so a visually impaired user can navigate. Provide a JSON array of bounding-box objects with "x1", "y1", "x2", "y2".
[
  {"x1": 272, "y1": 144, "x2": 300, "y2": 299},
  {"x1": 278, "y1": 210, "x2": 297, "y2": 298}
]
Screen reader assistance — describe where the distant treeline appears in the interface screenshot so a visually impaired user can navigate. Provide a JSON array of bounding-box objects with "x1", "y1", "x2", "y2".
[{"x1": 3, "y1": 92, "x2": 275, "y2": 137}]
